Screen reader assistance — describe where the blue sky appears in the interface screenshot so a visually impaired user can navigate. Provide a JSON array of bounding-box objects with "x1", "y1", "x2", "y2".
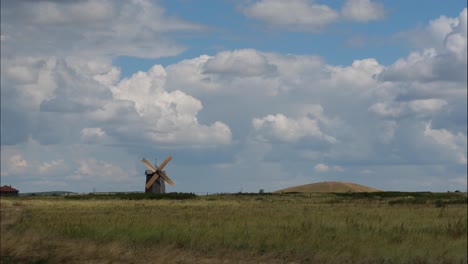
[{"x1": 1, "y1": 0, "x2": 467, "y2": 193}]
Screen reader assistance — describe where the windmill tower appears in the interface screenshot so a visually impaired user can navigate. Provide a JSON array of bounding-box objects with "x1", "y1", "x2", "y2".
[{"x1": 141, "y1": 156, "x2": 174, "y2": 194}]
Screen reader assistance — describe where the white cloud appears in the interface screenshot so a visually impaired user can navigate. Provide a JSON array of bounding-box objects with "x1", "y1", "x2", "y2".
[
  {"x1": 168, "y1": 50, "x2": 325, "y2": 96},
  {"x1": 313, "y1": 163, "x2": 342, "y2": 173},
  {"x1": 427, "y1": 16, "x2": 459, "y2": 47},
  {"x1": 2, "y1": 54, "x2": 232, "y2": 147},
  {"x1": 30, "y1": 0, "x2": 115, "y2": 24},
  {"x1": 204, "y1": 49, "x2": 277, "y2": 77},
  {"x1": 379, "y1": 49, "x2": 440, "y2": 82},
  {"x1": 243, "y1": 0, "x2": 386, "y2": 31},
  {"x1": 424, "y1": 122, "x2": 467, "y2": 164},
  {"x1": 166, "y1": 55, "x2": 221, "y2": 93},
  {"x1": 407, "y1": 99, "x2": 448, "y2": 113},
  {"x1": 328, "y1": 58, "x2": 384, "y2": 89},
  {"x1": 369, "y1": 103, "x2": 402, "y2": 118},
  {"x1": 445, "y1": 8, "x2": 467, "y2": 63},
  {"x1": 252, "y1": 113, "x2": 337, "y2": 143},
  {"x1": 111, "y1": 65, "x2": 232, "y2": 146},
  {"x1": 80, "y1": 128, "x2": 108, "y2": 144},
  {"x1": 314, "y1": 163, "x2": 329, "y2": 172},
  {"x1": 38, "y1": 159, "x2": 64, "y2": 174},
  {"x1": 1, "y1": 154, "x2": 28, "y2": 176},
  {"x1": 243, "y1": 0, "x2": 339, "y2": 31},
  {"x1": 1, "y1": 0, "x2": 205, "y2": 59},
  {"x1": 381, "y1": 8, "x2": 467, "y2": 83},
  {"x1": 64, "y1": 57, "x2": 121, "y2": 87},
  {"x1": 369, "y1": 99, "x2": 448, "y2": 118},
  {"x1": 67, "y1": 159, "x2": 135, "y2": 182},
  {"x1": 342, "y1": 0, "x2": 385, "y2": 22},
  {"x1": 377, "y1": 120, "x2": 397, "y2": 144},
  {"x1": 9, "y1": 154, "x2": 28, "y2": 169},
  {"x1": 1, "y1": 56, "x2": 58, "y2": 108}
]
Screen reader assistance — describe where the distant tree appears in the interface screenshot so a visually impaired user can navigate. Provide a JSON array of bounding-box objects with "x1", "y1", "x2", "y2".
[{"x1": 259, "y1": 189, "x2": 264, "y2": 194}]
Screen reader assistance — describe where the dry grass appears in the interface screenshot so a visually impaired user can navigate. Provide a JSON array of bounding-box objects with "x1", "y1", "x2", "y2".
[{"x1": 1, "y1": 194, "x2": 467, "y2": 263}]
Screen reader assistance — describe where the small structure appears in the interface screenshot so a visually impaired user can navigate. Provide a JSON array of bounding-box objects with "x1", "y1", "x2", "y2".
[{"x1": 0, "y1": 185, "x2": 19, "y2": 196}]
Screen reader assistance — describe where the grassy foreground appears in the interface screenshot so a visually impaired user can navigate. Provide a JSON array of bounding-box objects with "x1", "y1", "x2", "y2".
[{"x1": 1, "y1": 193, "x2": 467, "y2": 263}]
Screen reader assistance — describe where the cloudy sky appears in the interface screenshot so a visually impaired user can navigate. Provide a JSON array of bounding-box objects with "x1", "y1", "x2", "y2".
[{"x1": 1, "y1": 0, "x2": 466, "y2": 193}]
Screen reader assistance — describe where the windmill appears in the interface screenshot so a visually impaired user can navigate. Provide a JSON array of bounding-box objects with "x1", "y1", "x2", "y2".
[{"x1": 141, "y1": 156, "x2": 174, "y2": 193}]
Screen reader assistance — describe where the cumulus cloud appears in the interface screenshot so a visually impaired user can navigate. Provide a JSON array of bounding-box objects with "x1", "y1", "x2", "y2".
[
  {"x1": 327, "y1": 58, "x2": 384, "y2": 89},
  {"x1": 252, "y1": 112, "x2": 337, "y2": 143},
  {"x1": 445, "y1": 9, "x2": 467, "y2": 62},
  {"x1": 166, "y1": 55, "x2": 221, "y2": 93},
  {"x1": 243, "y1": 0, "x2": 339, "y2": 31},
  {"x1": 380, "y1": 8, "x2": 467, "y2": 83},
  {"x1": 341, "y1": 0, "x2": 385, "y2": 22},
  {"x1": 111, "y1": 65, "x2": 232, "y2": 146},
  {"x1": 2, "y1": 54, "x2": 232, "y2": 147}
]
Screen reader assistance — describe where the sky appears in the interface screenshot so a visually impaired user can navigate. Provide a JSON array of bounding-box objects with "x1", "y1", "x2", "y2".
[{"x1": 1, "y1": 0, "x2": 467, "y2": 193}]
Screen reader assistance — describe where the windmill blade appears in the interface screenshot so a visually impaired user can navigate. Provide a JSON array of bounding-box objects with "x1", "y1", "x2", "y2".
[
  {"x1": 159, "y1": 156, "x2": 172, "y2": 170},
  {"x1": 145, "y1": 173, "x2": 160, "y2": 189},
  {"x1": 158, "y1": 171, "x2": 175, "y2": 186},
  {"x1": 141, "y1": 158, "x2": 158, "y2": 172}
]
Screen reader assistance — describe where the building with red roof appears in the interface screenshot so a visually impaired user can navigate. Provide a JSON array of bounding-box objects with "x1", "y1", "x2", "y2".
[{"x1": 0, "y1": 185, "x2": 19, "y2": 196}]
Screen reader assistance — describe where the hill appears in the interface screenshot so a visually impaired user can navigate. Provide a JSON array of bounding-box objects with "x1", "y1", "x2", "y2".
[{"x1": 274, "y1": 181, "x2": 382, "y2": 193}]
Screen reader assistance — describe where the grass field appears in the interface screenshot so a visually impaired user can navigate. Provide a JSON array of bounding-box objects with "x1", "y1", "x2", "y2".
[{"x1": 1, "y1": 192, "x2": 467, "y2": 263}]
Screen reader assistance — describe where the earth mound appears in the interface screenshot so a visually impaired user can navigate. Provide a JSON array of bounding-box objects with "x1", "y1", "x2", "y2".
[{"x1": 274, "y1": 181, "x2": 382, "y2": 193}]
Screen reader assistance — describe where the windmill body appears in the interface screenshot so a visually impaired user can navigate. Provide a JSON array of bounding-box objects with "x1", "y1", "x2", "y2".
[
  {"x1": 141, "y1": 156, "x2": 174, "y2": 194},
  {"x1": 145, "y1": 170, "x2": 165, "y2": 193}
]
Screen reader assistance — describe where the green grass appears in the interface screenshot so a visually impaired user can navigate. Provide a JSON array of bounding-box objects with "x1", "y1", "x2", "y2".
[
  {"x1": 63, "y1": 192, "x2": 197, "y2": 200},
  {"x1": 1, "y1": 193, "x2": 467, "y2": 263}
]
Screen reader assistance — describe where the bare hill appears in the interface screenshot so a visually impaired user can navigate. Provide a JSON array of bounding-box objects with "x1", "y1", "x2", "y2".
[{"x1": 274, "y1": 181, "x2": 382, "y2": 193}]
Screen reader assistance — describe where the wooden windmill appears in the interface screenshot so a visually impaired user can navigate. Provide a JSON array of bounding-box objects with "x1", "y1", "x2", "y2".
[{"x1": 141, "y1": 156, "x2": 174, "y2": 194}]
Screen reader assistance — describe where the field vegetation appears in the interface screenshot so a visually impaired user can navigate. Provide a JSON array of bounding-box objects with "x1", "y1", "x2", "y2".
[{"x1": 1, "y1": 192, "x2": 467, "y2": 263}]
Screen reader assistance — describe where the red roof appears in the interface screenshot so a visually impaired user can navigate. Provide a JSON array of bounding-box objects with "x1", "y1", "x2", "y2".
[{"x1": 0, "y1": 185, "x2": 19, "y2": 192}]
